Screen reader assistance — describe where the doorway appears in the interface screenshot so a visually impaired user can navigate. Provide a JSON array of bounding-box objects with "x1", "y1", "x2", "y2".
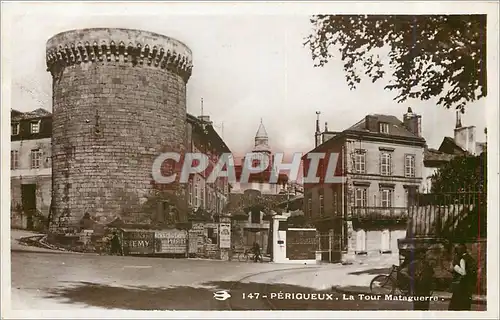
[{"x1": 21, "y1": 184, "x2": 37, "y2": 230}]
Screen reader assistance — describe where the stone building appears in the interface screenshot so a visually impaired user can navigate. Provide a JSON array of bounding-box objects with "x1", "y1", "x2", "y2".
[
  {"x1": 10, "y1": 108, "x2": 53, "y2": 230},
  {"x1": 45, "y1": 28, "x2": 193, "y2": 233},
  {"x1": 228, "y1": 120, "x2": 289, "y2": 253},
  {"x1": 186, "y1": 114, "x2": 230, "y2": 217},
  {"x1": 184, "y1": 113, "x2": 232, "y2": 259},
  {"x1": 303, "y1": 108, "x2": 426, "y2": 263},
  {"x1": 231, "y1": 119, "x2": 288, "y2": 195}
]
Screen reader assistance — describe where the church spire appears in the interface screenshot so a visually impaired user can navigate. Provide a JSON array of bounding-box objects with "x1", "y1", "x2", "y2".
[
  {"x1": 255, "y1": 119, "x2": 268, "y2": 139},
  {"x1": 254, "y1": 118, "x2": 271, "y2": 153}
]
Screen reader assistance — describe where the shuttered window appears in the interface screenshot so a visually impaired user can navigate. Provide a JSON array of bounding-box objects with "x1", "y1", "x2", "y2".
[
  {"x1": 380, "y1": 152, "x2": 392, "y2": 176},
  {"x1": 380, "y1": 189, "x2": 393, "y2": 208},
  {"x1": 354, "y1": 188, "x2": 367, "y2": 207},
  {"x1": 354, "y1": 150, "x2": 366, "y2": 173},
  {"x1": 405, "y1": 154, "x2": 416, "y2": 177}
]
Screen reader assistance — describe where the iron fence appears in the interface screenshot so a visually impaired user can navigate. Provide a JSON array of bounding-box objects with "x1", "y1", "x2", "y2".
[
  {"x1": 316, "y1": 231, "x2": 343, "y2": 263},
  {"x1": 407, "y1": 191, "x2": 486, "y2": 240}
]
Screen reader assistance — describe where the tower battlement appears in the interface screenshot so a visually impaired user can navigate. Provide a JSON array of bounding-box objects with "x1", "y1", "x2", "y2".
[
  {"x1": 47, "y1": 28, "x2": 191, "y2": 232},
  {"x1": 46, "y1": 28, "x2": 193, "y2": 82}
]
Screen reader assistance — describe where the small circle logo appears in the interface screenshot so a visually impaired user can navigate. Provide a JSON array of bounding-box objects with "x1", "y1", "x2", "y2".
[{"x1": 213, "y1": 290, "x2": 231, "y2": 301}]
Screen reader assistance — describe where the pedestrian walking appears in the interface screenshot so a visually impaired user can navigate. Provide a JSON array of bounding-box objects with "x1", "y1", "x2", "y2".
[
  {"x1": 110, "y1": 231, "x2": 123, "y2": 256},
  {"x1": 448, "y1": 243, "x2": 477, "y2": 310},
  {"x1": 252, "y1": 241, "x2": 262, "y2": 262},
  {"x1": 407, "y1": 249, "x2": 435, "y2": 310}
]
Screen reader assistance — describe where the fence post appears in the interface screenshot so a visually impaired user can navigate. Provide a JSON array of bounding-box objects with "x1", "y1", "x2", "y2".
[{"x1": 329, "y1": 230, "x2": 332, "y2": 262}]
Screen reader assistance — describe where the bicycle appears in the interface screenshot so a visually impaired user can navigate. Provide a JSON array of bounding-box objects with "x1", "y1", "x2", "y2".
[
  {"x1": 238, "y1": 249, "x2": 263, "y2": 262},
  {"x1": 370, "y1": 264, "x2": 413, "y2": 295}
]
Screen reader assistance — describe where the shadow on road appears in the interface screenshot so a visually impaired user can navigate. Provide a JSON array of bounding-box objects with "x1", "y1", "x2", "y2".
[
  {"x1": 348, "y1": 267, "x2": 390, "y2": 276},
  {"x1": 41, "y1": 280, "x2": 465, "y2": 311},
  {"x1": 45, "y1": 281, "x2": 218, "y2": 310}
]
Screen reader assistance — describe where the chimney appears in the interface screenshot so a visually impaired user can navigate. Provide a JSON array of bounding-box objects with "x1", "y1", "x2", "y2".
[
  {"x1": 454, "y1": 125, "x2": 477, "y2": 155},
  {"x1": 455, "y1": 110, "x2": 462, "y2": 128},
  {"x1": 365, "y1": 115, "x2": 378, "y2": 132},
  {"x1": 321, "y1": 122, "x2": 329, "y2": 144},
  {"x1": 315, "y1": 111, "x2": 321, "y2": 147},
  {"x1": 403, "y1": 107, "x2": 422, "y2": 137}
]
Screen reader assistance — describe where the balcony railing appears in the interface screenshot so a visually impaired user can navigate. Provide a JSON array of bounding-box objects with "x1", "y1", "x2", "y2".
[{"x1": 351, "y1": 206, "x2": 408, "y2": 220}]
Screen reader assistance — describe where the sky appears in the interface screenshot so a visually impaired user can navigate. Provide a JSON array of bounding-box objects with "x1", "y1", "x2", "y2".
[{"x1": 4, "y1": 3, "x2": 489, "y2": 158}]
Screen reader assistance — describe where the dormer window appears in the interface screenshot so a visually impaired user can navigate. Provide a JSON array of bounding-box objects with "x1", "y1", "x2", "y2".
[
  {"x1": 11, "y1": 123, "x2": 19, "y2": 136},
  {"x1": 379, "y1": 122, "x2": 389, "y2": 134},
  {"x1": 30, "y1": 120, "x2": 41, "y2": 134}
]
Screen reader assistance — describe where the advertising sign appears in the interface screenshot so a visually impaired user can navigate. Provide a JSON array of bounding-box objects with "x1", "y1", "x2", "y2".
[
  {"x1": 219, "y1": 223, "x2": 231, "y2": 249},
  {"x1": 155, "y1": 230, "x2": 187, "y2": 254},
  {"x1": 188, "y1": 231, "x2": 199, "y2": 254},
  {"x1": 122, "y1": 230, "x2": 155, "y2": 255},
  {"x1": 286, "y1": 229, "x2": 317, "y2": 260},
  {"x1": 79, "y1": 229, "x2": 94, "y2": 245}
]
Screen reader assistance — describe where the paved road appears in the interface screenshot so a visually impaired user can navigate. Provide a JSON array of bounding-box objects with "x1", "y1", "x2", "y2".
[{"x1": 10, "y1": 251, "x2": 486, "y2": 311}]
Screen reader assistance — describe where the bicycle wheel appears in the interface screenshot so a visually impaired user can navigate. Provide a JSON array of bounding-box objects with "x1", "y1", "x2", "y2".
[
  {"x1": 370, "y1": 275, "x2": 396, "y2": 295},
  {"x1": 238, "y1": 252, "x2": 249, "y2": 262}
]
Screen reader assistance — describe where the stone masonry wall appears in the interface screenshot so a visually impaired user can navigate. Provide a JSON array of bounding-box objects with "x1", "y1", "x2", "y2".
[{"x1": 46, "y1": 28, "x2": 193, "y2": 232}]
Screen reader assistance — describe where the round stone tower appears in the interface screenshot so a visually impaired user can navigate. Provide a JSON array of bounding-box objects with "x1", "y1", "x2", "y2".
[{"x1": 46, "y1": 28, "x2": 193, "y2": 232}]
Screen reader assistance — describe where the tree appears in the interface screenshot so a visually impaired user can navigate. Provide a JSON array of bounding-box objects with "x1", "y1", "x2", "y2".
[
  {"x1": 431, "y1": 152, "x2": 486, "y2": 193},
  {"x1": 305, "y1": 15, "x2": 487, "y2": 112},
  {"x1": 426, "y1": 153, "x2": 487, "y2": 240}
]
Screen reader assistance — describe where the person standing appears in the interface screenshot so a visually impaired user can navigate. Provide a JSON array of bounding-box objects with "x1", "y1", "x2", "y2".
[
  {"x1": 408, "y1": 249, "x2": 435, "y2": 310},
  {"x1": 252, "y1": 241, "x2": 261, "y2": 262},
  {"x1": 448, "y1": 243, "x2": 476, "y2": 310},
  {"x1": 110, "y1": 231, "x2": 123, "y2": 256}
]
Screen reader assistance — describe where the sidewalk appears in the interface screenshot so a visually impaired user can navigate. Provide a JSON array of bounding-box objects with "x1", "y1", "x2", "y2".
[{"x1": 10, "y1": 229, "x2": 79, "y2": 255}]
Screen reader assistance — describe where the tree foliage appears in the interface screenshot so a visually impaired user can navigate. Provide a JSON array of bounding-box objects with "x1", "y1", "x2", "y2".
[
  {"x1": 305, "y1": 15, "x2": 487, "y2": 112},
  {"x1": 431, "y1": 152, "x2": 487, "y2": 193},
  {"x1": 425, "y1": 153, "x2": 487, "y2": 240},
  {"x1": 224, "y1": 191, "x2": 287, "y2": 215}
]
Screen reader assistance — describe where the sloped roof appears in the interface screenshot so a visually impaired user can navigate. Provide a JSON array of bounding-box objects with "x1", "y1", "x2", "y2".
[
  {"x1": 187, "y1": 113, "x2": 231, "y2": 153},
  {"x1": 347, "y1": 114, "x2": 419, "y2": 139},
  {"x1": 11, "y1": 108, "x2": 52, "y2": 121},
  {"x1": 423, "y1": 148, "x2": 456, "y2": 164},
  {"x1": 255, "y1": 121, "x2": 268, "y2": 138},
  {"x1": 438, "y1": 136, "x2": 468, "y2": 155},
  {"x1": 306, "y1": 113, "x2": 426, "y2": 156}
]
